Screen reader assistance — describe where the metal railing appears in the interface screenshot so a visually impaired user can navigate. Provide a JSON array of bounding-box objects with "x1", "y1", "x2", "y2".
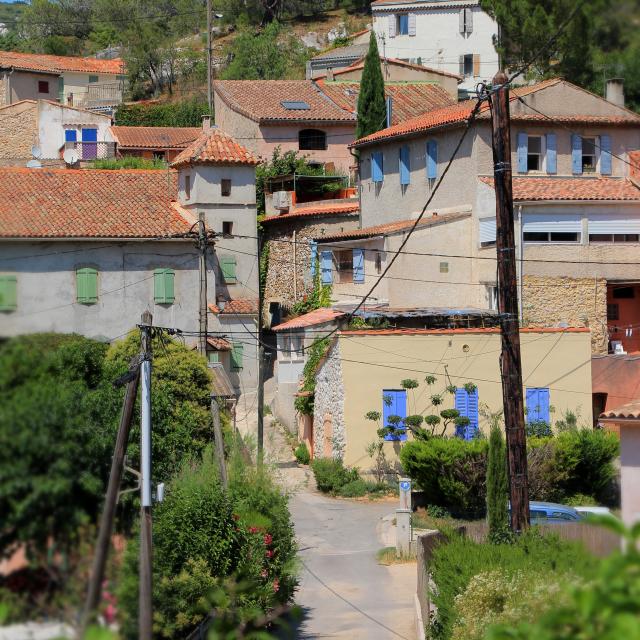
[
  {"x1": 64, "y1": 141, "x2": 116, "y2": 161},
  {"x1": 66, "y1": 82, "x2": 125, "y2": 109}
]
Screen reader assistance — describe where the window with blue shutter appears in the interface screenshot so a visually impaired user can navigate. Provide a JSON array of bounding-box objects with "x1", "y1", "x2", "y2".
[
  {"x1": 65, "y1": 129, "x2": 77, "y2": 143},
  {"x1": 0, "y1": 275, "x2": 17, "y2": 311},
  {"x1": 572, "y1": 134, "x2": 583, "y2": 174},
  {"x1": 231, "y1": 342, "x2": 244, "y2": 371},
  {"x1": 76, "y1": 267, "x2": 98, "y2": 304},
  {"x1": 320, "y1": 250, "x2": 333, "y2": 284},
  {"x1": 372, "y1": 151, "x2": 384, "y2": 183},
  {"x1": 398, "y1": 14, "x2": 409, "y2": 34},
  {"x1": 399, "y1": 145, "x2": 410, "y2": 185},
  {"x1": 526, "y1": 387, "x2": 550, "y2": 423},
  {"x1": 352, "y1": 248, "x2": 365, "y2": 283},
  {"x1": 546, "y1": 133, "x2": 557, "y2": 174},
  {"x1": 383, "y1": 389, "x2": 407, "y2": 441},
  {"x1": 454, "y1": 387, "x2": 479, "y2": 440},
  {"x1": 154, "y1": 268, "x2": 175, "y2": 304},
  {"x1": 426, "y1": 140, "x2": 438, "y2": 179},
  {"x1": 600, "y1": 134, "x2": 612, "y2": 175},
  {"x1": 310, "y1": 241, "x2": 318, "y2": 278},
  {"x1": 517, "y1": 132, "x2": 528, "y2": 173}
]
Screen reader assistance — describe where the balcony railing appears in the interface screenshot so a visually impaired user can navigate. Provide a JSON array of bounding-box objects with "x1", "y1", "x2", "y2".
[
  {"x1": 66, "y1": 82, "x2": 125, "y2": 109},
  {"x1": 64, "y1": 141, "x2": 116, "y2": 161}
]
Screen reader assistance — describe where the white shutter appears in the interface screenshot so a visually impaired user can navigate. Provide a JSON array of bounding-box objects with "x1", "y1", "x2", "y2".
[
  {"x1": 408, "y1": 13, "x2": 416, "y2": 36},
  {"x1": 479, "y1": 217, "x2": 497, "y2": 244},
  {"x1": 588, "y1": 213, "x2": 640, "y2": 235},
  {"x1": 388, "y1": 14, "x2": 396, "y2": 38},
  {"x1": 459, "y1": 9, "x2": 465, "y2": 33},
  {"x1": 523, "y1": 213, "x2": 582, "y2": 234},
  {"x1": 466, "y1": 8, "x2": 473, "y2": 33}
]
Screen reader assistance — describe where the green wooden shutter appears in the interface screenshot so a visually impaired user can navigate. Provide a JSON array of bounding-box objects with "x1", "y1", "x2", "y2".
[
  {"x1": 231, "y1": 342, "x2": 243, "y2": 370},
  {"x1": 220, "y1": 256, "x2": 237, "y2": 283},
  {"x1": 154, "y1": 268, "x2": 175, "y2": 304},
  {"x1": 76, "y1": 267, "x2": 98, "y2": 304},
  {"x1": 0, "y1": 275, "x2": 17, "y2": 311},
  {"x1": 207, "y1": 351, "x2": 220, "y2": 364}
]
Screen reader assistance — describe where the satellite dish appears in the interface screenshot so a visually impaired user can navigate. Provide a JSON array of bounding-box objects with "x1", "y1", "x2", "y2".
[
  {"x1": 31, "y1": 145, "x2": 42, "y2": 159},
  {"x1": 26, "y1": 159, "x2": 42, "y2": 169},
  {"x1": 63, "y1": 148, "x2": 79, "y2": 165}
]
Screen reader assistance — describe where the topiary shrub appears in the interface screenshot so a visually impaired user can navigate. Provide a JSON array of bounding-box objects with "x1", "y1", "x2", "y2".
[
  {"x1": 311, "y1": 458, "x2": 359, "y2": 494},
  {"x1": 294, "y1": 442, "x2": 311, "y2": 465}
]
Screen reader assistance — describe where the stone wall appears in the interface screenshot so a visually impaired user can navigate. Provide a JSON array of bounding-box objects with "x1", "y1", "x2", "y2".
[
  {"x1": 0, "y1": 101, "x2": 37, "y2": 160},
  {"x1": 522, "y1": 275, "x2": 607, "y2": 353},
  {"x1": 312, "y1": 340, "x2": 346, "y2": 460},
  {"x1": 0, "y1": 75, "x2": 6, "y2": 106}
]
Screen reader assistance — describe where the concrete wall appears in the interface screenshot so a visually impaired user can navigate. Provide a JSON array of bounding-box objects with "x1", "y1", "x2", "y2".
[
  {"x1": 592, "y1": 354, "x2": 640, "y2": 415},
  {"x1": 372, "y1": 3, "x2": 499, "y2": 91},
  {"x1": 4, "y1": 70, "x2": 59, "y2": 104},
  {"x1": 61, "y1": 71, "x2": 121, "y2": 103},
  {"x1": 0, "y1": 100, "x2": 36, "y2": 160},
  {"x1": 620, "y1": 425, "x2": 640, "y2": 526},
  {"x1": 328, "y1": 329, "x2": 593, "y2": 470},
  {"x1": 216, "y1": 314, "x2": 259, "y2": 394}
]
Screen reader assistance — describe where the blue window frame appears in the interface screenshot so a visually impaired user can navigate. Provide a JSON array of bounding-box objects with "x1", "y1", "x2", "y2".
[
  {"x1": 526, "y1": 387, "x2": 550, "y2": 423},
  {"x1": 372, "y1": 151, "x2": 384, "y2": 183},
  {"x1": 399, "y1": 145, "x2": 410, "y2": 185},
  {"x1": 398, "y1": 14, "x2": 409, "y2": 34},
  {"x1": 383, "y1": 389, "x2": 407, "y2": 441},
  {"x1": 454, "y1": 388, "x2": 479, "y2": 440},
  {"x1": 600, "y1": 134, "x2": 612, "y2": 175},
  {"x1": 546, "y1": 133, "x2": 557, "y2": 174}
]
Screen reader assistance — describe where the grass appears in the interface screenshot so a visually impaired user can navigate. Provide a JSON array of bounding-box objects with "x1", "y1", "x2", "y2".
[{"x1": 376, "y1": 546, "x2": 416, "y2": 565}]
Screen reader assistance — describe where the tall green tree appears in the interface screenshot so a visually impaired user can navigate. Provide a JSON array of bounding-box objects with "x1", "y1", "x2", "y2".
[
  {"x1": 355, "y1": 32, "x2": 386, "y2": 140},
  {"x1": 486, "y1": 421, "x2": 510, "y2": 542}
]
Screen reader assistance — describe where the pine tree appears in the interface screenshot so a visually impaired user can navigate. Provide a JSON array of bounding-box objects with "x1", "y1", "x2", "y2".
[
  {"x1": 486, "y1": 422, "x2": 510, "y2": 542},
  {"x1": 355, "y1": 32, "x2": 387, "y2": 140}
]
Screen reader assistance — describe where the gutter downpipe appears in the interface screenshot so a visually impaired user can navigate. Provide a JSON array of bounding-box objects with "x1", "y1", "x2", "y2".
[
  {"x1": 517, "y1": 204, "x2": 523, "y2": 323},
  {"x1": 293, "y1": 228, "x2": 297, "y2": 302}
]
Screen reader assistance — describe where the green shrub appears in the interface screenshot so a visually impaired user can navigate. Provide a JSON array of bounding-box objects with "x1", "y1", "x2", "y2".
[
  {"x1": 526, "y1": 419, "x2": 552, "y2": 438},
  {"x1": 311, "y1": 458, "x2": 359, "y2": 493},
  {"x1": 294, "y1": 442, "x2": 311, "y2": 465},
  {"x1": 486, "y1": 424, "x2": 509, "y2": 542},
  {"x1": 90, "y1": 157, "x2": 167, "y2": 170},
  {"x1": 564, "y1": 493, "x2": 597, "y2": 506},
  {"x1": 113, "y1": 98, "x2": 209, "y2": 127},
  {"x1": 338, "y1": 479, "x2": 369, "y2": 497}
]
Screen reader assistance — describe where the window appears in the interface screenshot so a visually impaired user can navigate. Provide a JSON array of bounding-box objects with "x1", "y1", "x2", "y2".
[
  {"x1": 397, "y1": 14, "x2": 409, "y2": 35},
  {"x1": 281, "y1": 101, "x2": 310, "y2": 110},
  {"x1": 383, "y1": 389, "x2": 407, "y2": 441},
  {"x1": 58, "y1": 77, "x2": 64, "y2": 102},
  {"x1": 152, "y1": 151, "x2": 166, "y2": 162},
  {"x1": 283, "y1": 334, "x2": 303, "y2": 361},
  {"x1": 76, "y1": 267, "x2": 98, "y2": 304},
  {"x1": 608, "y1": 303, "x2": 619, "y2": 321},
  {"x1": 613, "y1": 286, "x2": 635, "y2": 299},
  {"x1": 375, "y1": 252, "x2": 382, "y2": 274},
  {"x1": 399, "y1": 145, "x2": 410, "y2": 185},
  {"x1": 38, "y1": 80, "x2": 49, "y2": 94},
  {"x1": 88, "y1": 75, "x2": 99, "y2": 83},
  {"x1": 231, "y1": 342, "x2": 244, "y2": 371},
  {"x1": 207, "y1": 351, "x2": 220, "y2": 364},
  {"x1": 154, "y1": 268, "x2": 175, "y2": 304},
  {"x1": 459, "y1": 7, "x2": 473, "y2": 34},
  {"x1": 335, "y1": 250, "x2": 354, "y2": 283},
  {"x1": 527, "y1": 136, "x2": 543, "y2": 171},
  {"x1": 299, "y1": 129, "x2": 327, "y2": 151},
  {"x1": 426, "y1": 140, "x2": 438, "y2": 180},
  {"x1": 479, "y1": 217, "x2": 496, "y2": 247},
  {"x1": 321, "y1": 250, "x2": 333, "y2": 284},
  {"x1": 582, "y1": 137, "x2": 597, "y2": 173},
  {"x1": 526, "y1": 387, "x2": 550, "y2": 423},
  {"x1": 590, "y1": 233, "x2": 639, "y2": 243},
  {"x1": 221, "y1": 178, "x2": 231, "y2": 197},
  {"x1": 454, "y1": 387, "x2": 479, "y2": 440},
  {"x1": 220, "y1": 256, "x2": 237, "y2": 283},
  {"x1": 65, "y1": 129, "x2": 77, "y2": 144},
  {"x1": 487, "y1": 285, "x2": 498, "y2": 310},
  {"x1": 185, "y1": 174, "x2": 191, "y2": 199},
  {"x1": 462, "y1": 54, "x2": 474, "y2": 77},
  {"x1": 371, "y1": 151, "x2": 384, "y2": 183},
  {"x1": 0, "y1": 275, "x2": 17, "y2": 311},
  {"x1": 439, "y1": 262, "x2": 449, "y2": 273},
  {"x1": 222, "y1": 221, "x2": 233, "y2": 236},
  {"x1": 523, "y1": 231, "x2": 580, "y2": 243}
]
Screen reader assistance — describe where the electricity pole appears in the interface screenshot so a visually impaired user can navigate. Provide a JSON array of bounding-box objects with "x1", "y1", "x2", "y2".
[
  {"x1": 206, "y1": 0, "x2": 213, "y2": 113},
  {"x1": 490, "y1": 71, "x2": 530, "y2": 533},
  {"x1": 257, "y1": 228, "x2": 264, "y2": 465},
  {"x1": 139, "y1": 311, "x2": 153, "y2": 640},
  {"x1": 198, "y1": 214, "x2": 209, "y2": 356}
]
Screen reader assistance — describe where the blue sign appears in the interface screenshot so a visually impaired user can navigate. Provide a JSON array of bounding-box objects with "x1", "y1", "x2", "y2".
[{"x1": 400, "y1": 481, "x2": 410, "y2": 492}]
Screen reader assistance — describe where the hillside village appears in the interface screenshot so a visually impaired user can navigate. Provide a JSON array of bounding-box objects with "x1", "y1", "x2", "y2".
[{"x1": 0, "y1": 1, "x2": 640, "y2": 639}]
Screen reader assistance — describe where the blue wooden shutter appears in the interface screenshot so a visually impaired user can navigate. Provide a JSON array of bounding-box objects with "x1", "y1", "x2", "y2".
[
  {"x1": 399, "y1": 14, "x2": 409, "y2": 34},
  {"x1": 526, "y1": 387, "x2": 550, "y2": 423},
  {"x1": 353, "y1": 248, "x2": 364, "y2": 283},
  {"x1": 546, "y1": 133, "x2": 557, "y2": 174},
  {"x1": 383, "y1": 389, "x2": 407, "y2": 441},
  {"x1": 600, "y1": 134, "x2": 612, "y2": 175},
  {"x1": 517, "y1": 132, "x2": 528, "y2": 173},
  {"x1": 572, "y1": 134, "x2": 582, "y2": 174},
  {"x1": 65, "y1": 129, "x2": 77, "y2": 143},
  {"x1": 455, "y1": 388, "x2": 479, "y2": 440},
  {"x1": 320, "y1": 250, "x2": 333, "y2": 284},
  {"x1": 426, "y1": 140, "x2": 438, "y2": 179},
  {"x1": 372, "y1": 151, "x2": 383, "y2": 183},
  {"x1": 310, "y1": 241, "x2": 318, "y2": 278},
  {"x1": 399, "y1": 145, "x2": 410, "y2": 185}
]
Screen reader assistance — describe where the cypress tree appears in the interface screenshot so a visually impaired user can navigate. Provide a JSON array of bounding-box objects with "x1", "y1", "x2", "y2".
[
  {"x1": 355, "y1": 32, "x2": 387, "y2": 140},
  {"x1": 486, "y1": 422, "x2": 510, "y2": 542}
]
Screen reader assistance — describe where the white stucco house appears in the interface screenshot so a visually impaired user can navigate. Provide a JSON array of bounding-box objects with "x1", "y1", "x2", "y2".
[{"x1": 371, "y1": 0, "x2": 499, "y2": 95}]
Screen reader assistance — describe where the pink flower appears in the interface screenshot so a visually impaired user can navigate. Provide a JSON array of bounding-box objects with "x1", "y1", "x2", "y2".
[
  {"x1": 265, "y1": 549, "x2": 274, "y2": 558},
  {"x1": 104, "y1": 603, "x2": 117, "y2": 624},
  {"x1": 263, "y1": 533, "x2": 273, "y2": 546},
  {"x1": 261, "y1": 569, "x2": 268, "y2": 578},
  {"x1": 249, "y1": 526, "x2": 259, "y2": 534},
  {"x1": 272, "y1": 579, "x2": 280, "y2": 592}
]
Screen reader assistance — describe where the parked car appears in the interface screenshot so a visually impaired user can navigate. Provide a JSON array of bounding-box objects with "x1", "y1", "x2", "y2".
[
  {"x1": 573, "y1": 505, "x2": 611, "y2": 516},
  {"x1": 509, "y1": 501, "x2": 584, "y2": 524}
]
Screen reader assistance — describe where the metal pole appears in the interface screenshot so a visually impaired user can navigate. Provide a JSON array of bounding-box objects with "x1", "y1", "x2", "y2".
[
  {"x1": 490, "y1": 71, "x2": 530, "y2": 533},
  {"x1": 206, "y1": 0, "x2": 213, "y2": 114},
  {"x1": 257, "y1": 229, "x2": 264, "y2": 465},
  {"x1": 198, "y1": 215, "x2": 208, "y2": 356},
  {"x1": 139, "y1": 311, "x2": 153, "y2": 640}
]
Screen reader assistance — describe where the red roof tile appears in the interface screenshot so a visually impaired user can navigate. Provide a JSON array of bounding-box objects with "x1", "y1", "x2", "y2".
[
  {"x1": 171, "y1": 128, "x2": 259, "y2": 167},
  {"x1": 479, "y1": 176, "x2": 640, "y2": 202},
  {"x1": 262, "y1": 201, "x2": 359, "y2": 224},
  {"x1": 0, "y1": 168, "x2": 193, "y2": 239},
  {"x1": 318, "y1": 56, "x2": 461, "y2": 81},
  {"x1": 206, "y1": 337, "x2": 232, "y2": 351},
  {"x1": 110, "y1": 126, "x2": 201, "y2": 150},
  {"x1": 600, "y1": 400, "x2": 640, "y2": 421},
  {"x1": 340, "y1": 327, "x2": 590, "y2": 335},
  {"x1": 316, "y1": 210, "x2": 470, "y2": 241},
  {"x1": 0, "y1": 51, "x2": 123, "y2": 75},
  {"x1": 209, "y1": 299, "x2": 259, "y2": 315},
  {"x1": 273, "y1": 308, "x2": 346, "y2": 331},
  {"x1": 213, "y1": 80, "x2": 355, "y2": 123},
  {"x1": 630, "y1": 151, "x2": 640, "y2": 182},
  {"x1": 510, "y1": 114, "x2": 640, "y2": 125}
]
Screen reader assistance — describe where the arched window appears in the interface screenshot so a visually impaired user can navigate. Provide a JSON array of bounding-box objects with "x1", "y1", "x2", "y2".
[{"x1": 299, "y1": 129, "x2": 327, "y2": 151}]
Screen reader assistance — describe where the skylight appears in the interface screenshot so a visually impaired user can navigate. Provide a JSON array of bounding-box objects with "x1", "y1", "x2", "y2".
[{"x1": 281, "y1": 100, "x2": 311, "y2": 110}]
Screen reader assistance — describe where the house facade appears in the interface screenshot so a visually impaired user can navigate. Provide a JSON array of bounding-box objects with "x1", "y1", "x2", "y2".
[
  {"x1": 371, "y1": 0, "x2": 499, "y2": 94},
  {"x1": 110, "y1": 126, "x2": 201, "y2": 162},
  {"x1": 306, "y1": 29, "x2": 371, "y2": 79}
]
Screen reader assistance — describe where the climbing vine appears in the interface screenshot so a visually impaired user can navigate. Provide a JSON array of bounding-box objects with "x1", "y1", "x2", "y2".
[
  {"x1": 291, "y1": 255, "x2": 331, "y2": 316},
  {"x1": 259, "y1": 241, "x2": 269, "y2": 298},
  {"x1": 294, "y1": 337, "x2": 330, "y2": 416}
]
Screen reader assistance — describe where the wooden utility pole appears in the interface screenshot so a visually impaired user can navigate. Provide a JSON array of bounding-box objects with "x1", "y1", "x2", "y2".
[
  {"x1": 206, "y1": 0, "x2": 213, "y2": 113},
  {"x1": 490, "y1": 71, "x2": 530, "y2": 533},
  {"x1": 80, "y1": 362, "x2": 140, "y2": 634},
  {"x1": 210, "y1": 395, "x2": 228, "y2": 488},
  {"x1": 257, "y1": 230, "x2": 264, "y2": 465},
  {"x1": 198, "y1": 215, "x2": 209, "y2": 356},
  {"x1": 139, "y1": 311, "x2": 153, "y2": 640}
]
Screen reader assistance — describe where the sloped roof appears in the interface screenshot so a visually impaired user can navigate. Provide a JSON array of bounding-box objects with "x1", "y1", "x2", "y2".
[
  {"x1": 209, "y1": 299, "x2": 259, "y2": 315},
  {"x1": 262, "y1": 201, "x2": 359, "y2": 224},
  {"x1": 0, "y1": 168, "x2": 193, "y2": 239},
  {"x1": 110, "y1": 126, "x2": 201, "y2": 150},
  {"x1": 479, "y1": 176, "x2": 640, "y2": 202},
  {"x1": 311, "y1": 43, "x2": 369, "y2": 62},
  {"x1": 0, "y1": 51, "x2": 124, "y2": 75},
  {"x1": 207, "y1": 336, "x2": 231, "y2": 351},
  {"x1": 171, "y1": 128, "x2": 259, "y2": 167},
  {"x1": 272, "y1": 308, "x2": 346, "y2": 331},
  {"x1": 630, "y1": 150, "x2": 640, "y2": 182},
  {"x1": 210, "y1": 362, "x2": 237, "y2": 398},
  {"x1": 600, "y1": 401, "x2": 640, "y2": 421},
  {"x1": 317, "y1": 56, "x2": 461, "y2": 81},
  {"x1": 213, "y1": 80, "x2": 356, "y2": 123}
]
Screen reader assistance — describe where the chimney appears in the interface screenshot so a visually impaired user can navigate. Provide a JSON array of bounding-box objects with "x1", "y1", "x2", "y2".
[
  {"x1": 201, "y1": 114, "x2": 212, "y2": 130},
  {"x1": 606, "y1": 78, "x2": 625, "y2": 108},
  {"x1": 326, "y1": 67, "x2": 334, "y2": 81}
]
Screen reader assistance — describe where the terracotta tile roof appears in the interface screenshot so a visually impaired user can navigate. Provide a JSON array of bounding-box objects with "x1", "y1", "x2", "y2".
[
  {"x1": 171, "y1": 128, "x2": 259, "y2": 167},
  {"x1": 208, "y1": 299, "x2": 259, "y2": 315},
  {"x1": 479, "y1": 176, "x2": 640, "y2": 202},
  {"x1": 340, "y1": 326, "x2": 590, "y2": 336},
  {"x1": 315, "y1": 210, "x2": 470, "y2": 241},
  {"x1": 510, "y1": 114, "x2": 640, "y2": 125},
  {"x1": 318, "y1": 56, "x2": 461, "y2": 81},
  {"x1": 0, "y1": 168, "x2": 193, "y2": 239},
  {"x1": 213, "y1": 80, "x2": 355, "y2": 123},
  {"x1": 630, "y1": 151, "x2": 640, "y2": 182},
  {"x1": 317, "y1": 81, "x2": 454, "y2": 124},
  {"x1": 600, "y1": 401, "x2": 640, "y2": 421},
  {"x1": 206, "y1": 336, "x2": 231, "y2": 351},
  {"x1": 272, "y1": 308, "x2": 346, "y2": 331},
  {"x1": 262, "y1": 201, "x2": 359, "y2": 224},
  {"x1": 110, "y1": 126, "x2": 201, "y2": 150},
  {"x1": 0, "y1": 51, "x2": 124, "y2": 75}
]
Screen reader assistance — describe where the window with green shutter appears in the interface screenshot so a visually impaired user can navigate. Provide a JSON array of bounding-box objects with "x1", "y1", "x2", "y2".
[
  {"x1": 207, "y1": 351, "x2": 220, "y2": 364},
  {"x1": 231, "y1": 342, "x2": 243, "y2": 370},
  {"x1": 76, "y1": 267, "x2": 98, "y2": 304},
  {"x1": 220, "y1": 256, "x2": 237, "y2": 284},
  {"x1": 0, "y1": 275, "x2": 17, "y2": 311},
  {"x1": 154, "y1": 268, "x2": 175, "y2": 304}
]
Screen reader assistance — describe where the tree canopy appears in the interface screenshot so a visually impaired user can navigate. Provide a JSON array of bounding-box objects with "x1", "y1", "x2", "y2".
[{"x1": 355, "y1": 32, "x2": 387, "y2": 141}]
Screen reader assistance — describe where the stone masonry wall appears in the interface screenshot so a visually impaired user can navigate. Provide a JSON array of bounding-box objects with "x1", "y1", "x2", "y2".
[
  {"x1": 0, "y1": 76, "x2": 6, "y2": 106},
  {"x1": 522, "y1": 275, "x2": 607, "y2": 353},
  {"x1": 312, "y1": 340, "x2": 346, "y2": 460},
  {"x1": 0, "y1": 101, "x2": 37, "y2": 160}
]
